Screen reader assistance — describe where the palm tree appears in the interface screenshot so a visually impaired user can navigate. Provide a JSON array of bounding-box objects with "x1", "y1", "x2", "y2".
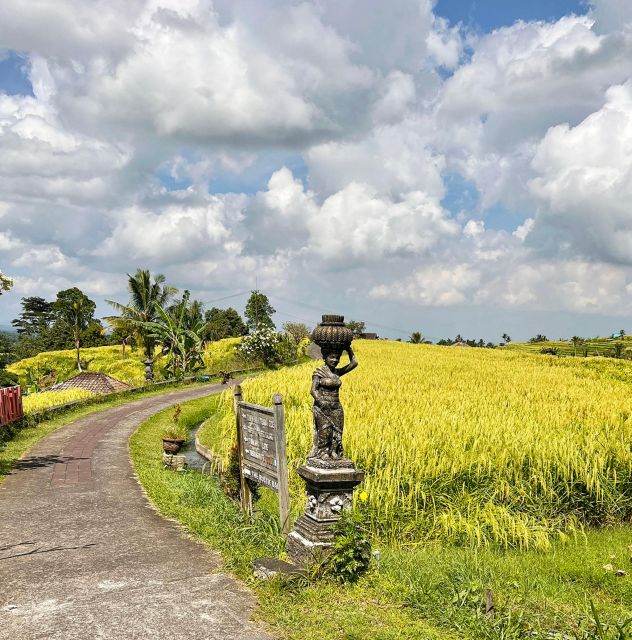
[
  {"x1": 502, "y1": 333, "x2": 512, "y2": 343},
  {"x1": 138, "y1": 292, "x2": 205, "y2": 378},
  {"x1": 570, "y1": 336, "x2": 584, "y2": 357},
  {"x1": 105, "y1": 269, "x2": 177, "y2": 365},
  {"x1": 409, "y1": 331, "x2": 423, "y2": 344}
]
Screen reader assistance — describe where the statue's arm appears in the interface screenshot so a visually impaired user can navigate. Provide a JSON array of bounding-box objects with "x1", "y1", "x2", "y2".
[
  {"x1": 310, "y1": 375, "x2": 320, "y2": 401},
  {"x1": 337, "y1": 346, "x2": 358, "y2": 376}
]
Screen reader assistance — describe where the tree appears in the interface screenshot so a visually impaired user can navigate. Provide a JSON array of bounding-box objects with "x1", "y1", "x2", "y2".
[
  {"x1": 138, "y1": 292, "x2": 205, "y2": 378},
  {"x1": 613, "y1": 342, "x2": 625, "y2": 359},
  {"x1": 408, "y1": 331, "x2": 423, "y2": 344},
  {"x1": 0, "y1": 271, "x2": 12, "y2": 295},
  {"x1": 502, "y1": 333, "x2": 512, "y2": 343},
  {"x1": 345, "y1": 320, "x2": 365, "y2": 338},
  {"x1": 82, "y1": 320, "x2": 109, "y2": 347},
  {"x1": 12, "y1": 296, "x2": 55, "y2": 336},
  {"x1": 528, "y1": 334, "x2": 548, "y2": 343},
  {"x1": 244, "y1": 290, "x2": 275, "y2": 331},
  {"x1": 0, "y1": 332, "x2": 17, "y2": 369},
  {"x1": 53, "y1": 288, "x2": 96, "y2": 371},
  {"x1": 570, "y1": 336, "x2": 584, "y2": 357},
  {"x1": 283, "y1": 322, "x2": 311, "y2": 345},
  {"x1": 204, "y1": 307, "x2": 246, "y2": 341},
  {"x1": 106, "y1": 269, "x2": 177, "y2": 361},
  {"x1": 620, "y1": 329, "x2": 626, "y2": 337}
]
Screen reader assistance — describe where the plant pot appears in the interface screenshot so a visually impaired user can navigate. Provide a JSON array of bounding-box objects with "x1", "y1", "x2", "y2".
[{"x1": 162, "y1": 437, "x2": 185, "y2": 454}]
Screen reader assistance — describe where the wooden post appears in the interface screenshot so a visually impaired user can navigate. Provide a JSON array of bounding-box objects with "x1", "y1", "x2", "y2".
[
  {"x1": 233, "y1": 385, "x2": 251, "y2": 515},
  {"x1": 273, "y1": 394, "x2": 291, "y2": 536},
  {"x1": 485, "y1": 589, "x2": 495, "y2": 617}
]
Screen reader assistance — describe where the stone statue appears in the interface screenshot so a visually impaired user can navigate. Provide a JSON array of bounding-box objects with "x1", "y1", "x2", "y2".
[
  {"x1": 287, "y1": 314, "x2": 365, "y2": 566},
  {"x1": 308, "y1": 316, "x2": 357, "y2": 466}
]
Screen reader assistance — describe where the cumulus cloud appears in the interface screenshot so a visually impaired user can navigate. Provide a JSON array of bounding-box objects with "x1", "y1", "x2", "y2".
[
  {"x1": 530, "y1": 82, "x2": 632, "y2": 264},
  {"x1": 434, "y1": 14, "x2": 632, "y2": 209},
  {"x1": 245, "y1": 167, "x2": 458, "y2": 265},
  {"x1": 2, "y1": 0, "x2": 632, "y2": 333}
]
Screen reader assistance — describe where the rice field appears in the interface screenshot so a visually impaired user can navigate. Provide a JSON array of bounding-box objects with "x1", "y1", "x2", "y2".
[
  {"x1": 7, "y1": 338, "x2": 245, "y2": 390},
  {"x1": 502, "y1": 336, "x2": 632, "y2": 357},
  {"x1": 201, "y1": 340, "x2": 632, "y2": 549},
  {"x1": 22, "y1": 388, "x2": 96, "y2": 414}
]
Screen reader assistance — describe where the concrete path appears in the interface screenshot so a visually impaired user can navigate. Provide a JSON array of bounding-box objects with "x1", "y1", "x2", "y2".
[{"x1": 0, "y1": 384, "x2": 272, "y2": 640}]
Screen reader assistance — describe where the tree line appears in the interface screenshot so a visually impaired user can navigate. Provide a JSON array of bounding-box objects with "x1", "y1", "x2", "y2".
[{"x1": 0, "y1": 269, "x2": 314, "y2": 382}]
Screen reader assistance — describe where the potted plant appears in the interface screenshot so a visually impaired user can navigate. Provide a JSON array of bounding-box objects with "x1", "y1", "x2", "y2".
[{"x1": 162, "y1": 404, "x2": 187, "y2": 454}]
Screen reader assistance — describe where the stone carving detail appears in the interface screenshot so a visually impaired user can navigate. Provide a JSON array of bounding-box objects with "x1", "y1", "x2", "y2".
[
  {"x1": 307, "y1": 494, "x2": 318, "y2": 513},
  {"x1": 329, "y1": 496, "x2": 344, "y2": 513},
  {"x1": 308, "y1": 315, "x2": 357, "y2": 467}
]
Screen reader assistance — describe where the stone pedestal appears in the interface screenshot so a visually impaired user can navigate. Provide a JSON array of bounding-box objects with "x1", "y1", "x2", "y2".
[{"x1": 287, "y1": 462, "x2": 364, "y2": 566}]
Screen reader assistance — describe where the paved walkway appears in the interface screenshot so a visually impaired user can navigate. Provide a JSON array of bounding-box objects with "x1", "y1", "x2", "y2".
[{"x1": 0, "y1": 384, "x2": 271, "y2": 640}]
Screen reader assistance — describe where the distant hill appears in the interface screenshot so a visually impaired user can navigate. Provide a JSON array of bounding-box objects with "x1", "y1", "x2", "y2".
[{"x1": 502, "y1": 336, "x2": 632, "y2": 357}]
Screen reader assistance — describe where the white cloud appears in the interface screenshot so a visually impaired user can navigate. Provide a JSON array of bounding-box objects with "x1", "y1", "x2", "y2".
[
  {"x1": 246, "y1": 167, "x2": 458, "y2": 265},
  {"x1": 371, "y1": 264, "x2": 481, "y2": 306},
  {"x1": 2, "y1": 0, "x2": 632, "y2": 332},
  {"x1": 434, "y1": 15, "x2": 632, "y2": 209},
  {"x1": 590, "y1": 0, "x2": 632, "y2": 34},
  {"x1": 530, "y1": 82, "x2": 632, "y2": 264},
  {"x1": 94, "y1": 191, "x2": 246, "y2": 265}
]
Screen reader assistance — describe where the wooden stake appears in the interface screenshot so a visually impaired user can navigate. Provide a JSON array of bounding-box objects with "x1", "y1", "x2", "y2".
[
  {"x1": 485, "y1": 589, "x2": 495, "y2": 617},
  {"x1": 233, "y1": 385, "x2": 251, "y2": 515},
  {"x1": 273, "y1": 394, "x2": 291, "y2": 536}
]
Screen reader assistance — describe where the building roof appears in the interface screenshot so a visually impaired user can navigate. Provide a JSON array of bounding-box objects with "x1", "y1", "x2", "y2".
[{"x1": 48, "y1": 372, "x2": 131, "y2": 395}]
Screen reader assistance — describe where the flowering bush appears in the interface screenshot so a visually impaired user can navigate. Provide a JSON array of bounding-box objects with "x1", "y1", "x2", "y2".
[{"x1": 237, "y1": 326, "x2": 279, "y2": 366}]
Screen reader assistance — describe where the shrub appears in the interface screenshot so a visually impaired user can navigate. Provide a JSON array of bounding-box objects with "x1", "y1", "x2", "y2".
[{"x1": 325, "y1": 510, "x2": 372, "y2": 583}]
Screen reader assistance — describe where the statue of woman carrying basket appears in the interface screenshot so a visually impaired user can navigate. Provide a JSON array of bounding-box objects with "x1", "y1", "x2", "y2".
[{"x1": 309, "y1": 315, "x2": 358, "y2": 465}]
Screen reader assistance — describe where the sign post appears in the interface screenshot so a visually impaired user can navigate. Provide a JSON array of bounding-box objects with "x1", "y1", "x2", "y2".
[{"x1": 234, "y1": 387, "x2": 291, "y2": 535}]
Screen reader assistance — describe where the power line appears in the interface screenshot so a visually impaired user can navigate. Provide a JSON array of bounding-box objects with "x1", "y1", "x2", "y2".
[
  {"x1": 200, "y1": 290, "x2": 251, "y2": 306},
  {"x1": 198, "y1": 289, "x2": 413, "y2": 338},
  {"x1": 270, "y1": 293, "x2": 412, "y2": 337}
]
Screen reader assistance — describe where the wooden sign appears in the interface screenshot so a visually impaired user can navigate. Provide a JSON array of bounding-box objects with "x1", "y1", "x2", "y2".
[{"x1": 234, "y1": 386, "x2": 290, "y2": 535}]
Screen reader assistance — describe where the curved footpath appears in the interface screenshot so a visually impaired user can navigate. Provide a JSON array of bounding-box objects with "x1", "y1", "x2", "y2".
[{"x1": 0, "y1": 383, "x2": 271, "y2": 640}]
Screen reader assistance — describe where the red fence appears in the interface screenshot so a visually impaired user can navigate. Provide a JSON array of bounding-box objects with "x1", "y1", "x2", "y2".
[{"x1": 0, "y1": 386, "x2": 23, "y2": 427}]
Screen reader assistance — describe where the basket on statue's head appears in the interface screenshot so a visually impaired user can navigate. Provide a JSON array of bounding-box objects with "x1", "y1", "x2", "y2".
[{"x1": 311, "y1": 315, "x2": 353, "y2": 353}]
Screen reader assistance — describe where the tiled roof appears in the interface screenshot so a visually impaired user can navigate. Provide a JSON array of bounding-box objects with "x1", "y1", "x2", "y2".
[{"x1": 48, "y1": 372, "x2": 131, "y2": 395}]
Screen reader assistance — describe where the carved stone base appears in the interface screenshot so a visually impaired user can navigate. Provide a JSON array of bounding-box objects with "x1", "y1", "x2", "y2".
[
  {"x1": 286, "y1": 463, "x2": 364, "y2": 566},
  {"x1": 162, "y1": 453, "x2": 187, "y2": 470}
]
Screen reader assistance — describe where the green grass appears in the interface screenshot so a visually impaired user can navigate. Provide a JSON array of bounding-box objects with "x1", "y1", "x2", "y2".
[{"x1": 130, "y1": 396, "x2": 632, "y2": 640}]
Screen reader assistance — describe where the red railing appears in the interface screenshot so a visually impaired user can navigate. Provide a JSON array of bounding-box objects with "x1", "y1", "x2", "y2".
[{"x1": 0, "y1": 386, "x2": 23, "y2": 427}]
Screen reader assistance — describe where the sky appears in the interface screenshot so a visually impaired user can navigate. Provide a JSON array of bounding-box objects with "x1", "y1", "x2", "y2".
[{"x1": 1, "y1": 0, "x2": 632, "y2": 342}]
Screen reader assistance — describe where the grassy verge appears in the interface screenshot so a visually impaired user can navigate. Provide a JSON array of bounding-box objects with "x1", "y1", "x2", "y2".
[
  {"x1": 0, "y1": 379, "x2": 220, "y2": 482},
  {"x1": 131, "y1": 396, "x2": 632, "y2": 639}
]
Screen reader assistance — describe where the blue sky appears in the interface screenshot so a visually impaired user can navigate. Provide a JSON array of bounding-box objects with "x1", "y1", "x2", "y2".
[
  {"x1": 435, "y1": 0, "x2": 588, "y2": 30},
  {"x1": 0, "y1": 53, "x2": 32, "y2": 96}
]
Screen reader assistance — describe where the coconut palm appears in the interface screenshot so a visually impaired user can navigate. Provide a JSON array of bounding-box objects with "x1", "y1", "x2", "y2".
[
  {"x1": 570, "y1": 336, "x2": 584, "y2": 357},
  {"x1": 105, "y1": 270, "x2": 177, "y2": 361}
]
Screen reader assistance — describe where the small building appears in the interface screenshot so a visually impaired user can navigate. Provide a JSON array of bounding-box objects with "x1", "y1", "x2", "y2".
[
  {"x1": 48, "y1": 372, "x2": 131, "y2": 395},
  {"x1": 611, "y1": 333, "x2": 623, "y2": 339},
  {"x1": 452, "y1": 341, "x2": 471, "y2": 347},
  {"x1": 359, "y1": 333, "x2": 379, "y2": 340}
]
